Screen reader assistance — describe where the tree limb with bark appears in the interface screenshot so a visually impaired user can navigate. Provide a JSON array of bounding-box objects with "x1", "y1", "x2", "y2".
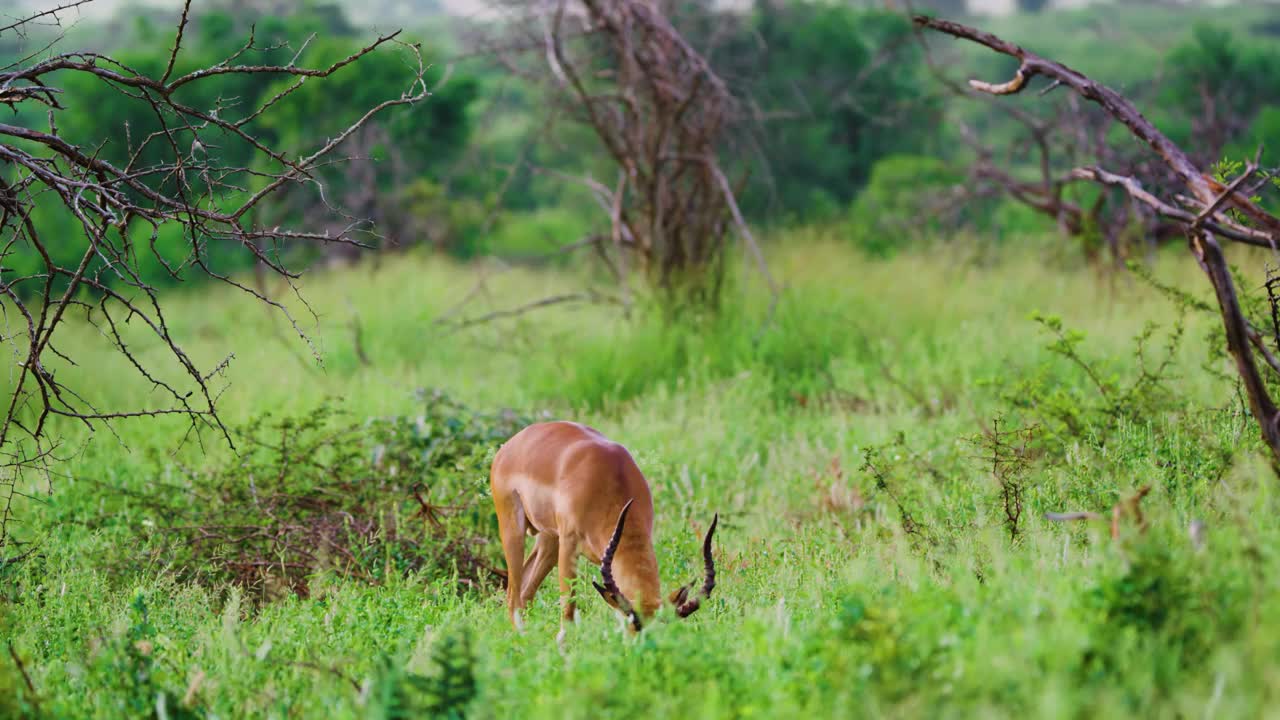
[
  {"x1": 456, "y1": 0, "x2": 774, "y2": 319},
  {"x1": 914, "y1": 15, "x2": 1280, "y2": 466}
]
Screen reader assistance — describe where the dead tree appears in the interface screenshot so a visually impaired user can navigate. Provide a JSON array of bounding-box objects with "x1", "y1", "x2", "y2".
[
  {"x1": 0, "y1": 1, "x2": 428, "y2": 560},
  {"x1": 466, "y1": 0, "x2": 774, "y2": 313},
  {"x1": 915, "y1": 15, "x2": 1280, "y2": 466}
]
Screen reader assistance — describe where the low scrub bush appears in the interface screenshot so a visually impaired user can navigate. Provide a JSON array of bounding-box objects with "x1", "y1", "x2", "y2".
[
  {"x1": 1077, "y1": 532, "x2": 1250, "y2": 704},
  {"x1": 367, "y1": 627, "x2": 478, "y2": 720},
  {"x1": 87, "y1": 391, "x2": 533, "y2": 602},
  {"x1": 788, "y1": 585, "x2": 972, "y2": 707}
]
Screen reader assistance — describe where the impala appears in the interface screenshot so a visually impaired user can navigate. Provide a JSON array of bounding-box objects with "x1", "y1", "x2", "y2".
[{"x1": 489, "y1": 421, "x2": 718, "y2": 633}]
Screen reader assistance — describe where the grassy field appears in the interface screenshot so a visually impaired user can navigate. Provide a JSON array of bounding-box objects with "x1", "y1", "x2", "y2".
[{"x1": 4, "y1": 231, "x2": 1280, "y2": 718}]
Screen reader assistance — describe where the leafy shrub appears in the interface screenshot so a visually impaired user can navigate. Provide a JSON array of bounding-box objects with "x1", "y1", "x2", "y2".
[
  {"x1": 89, "y1": 593, "x2": 206, "y2": 719},
  {"x1": 985, "y1": 312, "x2": 1187, "y2": 456},
  {"x1": 858, "y1": 436, "x2": 945, "y2": 554},
  {"x1": 987, "y1": 198, "x2": 1057, "y2": 241},
  {"x1": 846, "y1": 154, "x2": 963, "y2": 257},
  {"x1": 1077, "y1": 536, "x2": 1245, "y2": 697},
  {"x1": 790, "y1": 587, "x2": 970, "y2": 704},
  {"x1": 391, "y1": 179, "x2": 490, "y2": 258},
  {"x1": 95, "y1": 391, "x2": 533, "y2": 602},
  {"x1": 481, "y1": 207, "x2": 594, "y2": 261},
  {"x1": 367, "y1": 627, "x2": 478, "y2": 720},
  {"x1": 967, "y1": 418, "x2": 1041, "y2": 543}
]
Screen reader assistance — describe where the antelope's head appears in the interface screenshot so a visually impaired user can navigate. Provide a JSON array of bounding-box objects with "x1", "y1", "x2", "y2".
[{"x1": 592, "y1": 499, "x2": 719, "y2": 633}]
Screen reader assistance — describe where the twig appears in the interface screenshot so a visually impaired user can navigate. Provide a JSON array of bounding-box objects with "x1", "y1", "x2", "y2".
[
  {"x1": 442, "y1": 291, "x2": 620, "y2": 333},
  {"x1": 7, "y1": 642, "x2": 40, "y2": 713},
  {"x1": 0, "y1": 6, "x2": 429, "y2": 551}
]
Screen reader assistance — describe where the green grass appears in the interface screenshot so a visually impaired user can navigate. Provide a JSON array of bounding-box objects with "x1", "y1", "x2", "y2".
[{"x1": 4, "y1": 230, "x2": 1280, "y2": 718}]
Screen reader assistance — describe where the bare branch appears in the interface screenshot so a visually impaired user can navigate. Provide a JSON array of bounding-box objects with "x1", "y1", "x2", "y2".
[
  {"x1": 0, "y1": 7, "x2": 430, "y2": 553},
  {"x1": 441, "y1": 290, "x2": 621, "y2": 333},
  {"x1": 477, "y1": 0, "x2": 763, "y2": 308},
  {"x1": 0, "y1": 0, "x2": 95, "y2": 36},
  {"x1": 915, "y1": 14, "x2": 1280, "y2": 464}
]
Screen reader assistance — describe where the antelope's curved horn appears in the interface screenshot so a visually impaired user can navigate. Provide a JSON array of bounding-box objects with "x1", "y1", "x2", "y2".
[
  {"x1": 599, "y1": 498, "x2": 637, "y2": 620},
  {"x1": 676, "y1": 513, "x2": 718, "y2": 618}
]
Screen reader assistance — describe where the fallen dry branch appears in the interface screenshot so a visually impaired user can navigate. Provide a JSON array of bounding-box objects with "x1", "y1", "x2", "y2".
[
  {"x1": 438, "y1": 290, "x2": 622, "y2": 334},
  {"x1": 6, "y1": 641, "x2": 40, "y2": 713},
  {"x1": 915, "y1": 15, "x2": 1280, "y2": 465},
  {"x1": 1045, "y1": 483, "x2": 1152, "y2": 540}
]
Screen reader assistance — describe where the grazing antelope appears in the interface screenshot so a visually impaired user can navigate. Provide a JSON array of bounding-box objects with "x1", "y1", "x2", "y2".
[{"x1": 489, "y1": 421, "x2": 718, "y2": 633}]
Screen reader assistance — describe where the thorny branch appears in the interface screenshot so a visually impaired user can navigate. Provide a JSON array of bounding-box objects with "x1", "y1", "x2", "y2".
[
  {"x1": 915, "y1": 20, "x2": 1188, "y2": 262},
  {"x1": 914, "y1": 15, "x2": 1280, "y2": 467},
  {"x1": 0, "y1": 0, "x2": 429, "y2": 558}
]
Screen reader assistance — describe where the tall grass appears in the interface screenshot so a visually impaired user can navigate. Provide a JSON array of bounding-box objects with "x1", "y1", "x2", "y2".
[{"x1": 3, "y1": 230, "x2": 1278, "y2": 719}]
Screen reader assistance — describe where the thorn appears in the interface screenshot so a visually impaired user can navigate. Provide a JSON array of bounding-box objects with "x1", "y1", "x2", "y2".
[{"x1": 1038, "y1": 79, "x2": 1063, "y2": 96}]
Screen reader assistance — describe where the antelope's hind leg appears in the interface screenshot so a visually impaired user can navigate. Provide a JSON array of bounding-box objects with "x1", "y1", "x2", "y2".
[{"x1": 493, "y1": 490, "x2": 528, "y2": 631}]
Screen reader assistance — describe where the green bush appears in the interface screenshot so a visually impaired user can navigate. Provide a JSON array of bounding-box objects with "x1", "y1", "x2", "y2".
[
  {"x1": 87, "y1": 593, "x2": 206, "y2": 719},
  {"x1": 84, "y1": 392, "x2": 532, "y2": 601},
  {"x1": 482, "y1": 208, "x2": 594, "y2": 261},
  {"x1": 1078, "y1": 534, "x2": 1247, "y2": 700},
  {"x1": 366, "y1": 628, "x2": 478, "y2": 720},
  {"x1": 846, "y1": 155, "x2": 963, "y2": 257},
  {"x1": 788, "y1": 586, "x2": 971, "y2": 707}
]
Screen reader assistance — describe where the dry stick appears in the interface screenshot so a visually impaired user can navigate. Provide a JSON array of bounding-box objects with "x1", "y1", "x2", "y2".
[
  {"x1": 181, "y1": 669, "x2": 205, "y2": 708},
  {"x1": 7, "y1": 642, "x2": 40, "y2": 713},
  {"x1": 915, "y1": 15, "x2": 1280, "y2": 464},
  {"x1": 1111, "y1": 484, "x2": 1152, "y2": 539},
  {"x1": 610, "y1": 169, "x2": 633, "y2": 312},
  {"x1": 442, "y1": 291, "x2": 620, "y2": 333},
  {"x1": 1067, "y1": 167, "x2": 1278, "y2": 249},
  {"x1": 0, "y1": 0, "x2": 95, "y2": 36},
  {"x1": 347, "y1": 300, "x2": 371, "y2": 367},
  {"x1": 1045, "y1": 484, "x2": 1152, "y2": 540},
  {"x1": 160, "y1": 0, "x2": 192, "y2": 84},
  {"x1": 708, "y1": 160, "x2": 779, "y2": 299}
]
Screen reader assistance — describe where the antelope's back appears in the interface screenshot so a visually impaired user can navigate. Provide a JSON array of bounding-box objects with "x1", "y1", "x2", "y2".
[{"x1": 491, "y1": 421, "x2": 655, "y2": 533}]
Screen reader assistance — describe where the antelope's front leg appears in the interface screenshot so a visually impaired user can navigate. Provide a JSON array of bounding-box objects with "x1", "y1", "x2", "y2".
[
  {"x1": 520, "y1": 533, "x2": 560, "y2": 604},
  {"x1": 557, "y1": 535, "x2": 580, "y2": 623}
]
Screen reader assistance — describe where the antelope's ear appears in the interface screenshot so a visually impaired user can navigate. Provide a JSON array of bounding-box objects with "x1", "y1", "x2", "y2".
[{"x1": 669, "y1": 585, "x2": 690, "y2": 606}]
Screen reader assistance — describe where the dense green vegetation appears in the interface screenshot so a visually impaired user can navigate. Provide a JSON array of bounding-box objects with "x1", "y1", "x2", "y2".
[
  {"x1": 6, "y1": 1, "x2": 1280, "y2": 718},
  {"x1": 4, "y1": 234, "x2": 1280, "y2": 717}
]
